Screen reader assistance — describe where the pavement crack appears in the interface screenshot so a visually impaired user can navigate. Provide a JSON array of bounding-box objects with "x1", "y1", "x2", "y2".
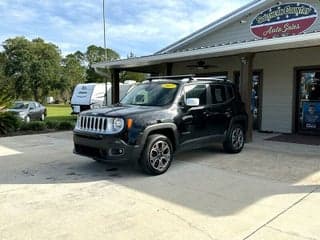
[
  {"x1": 116, "y1": 189, "x2": 216, "y2": 240},
  {"x1": 242, "y1": 185, "x2": 320, "y2": 240},
  {"x1": 266, "y1": 226, "x2": 319, "y2": 240},
  {"x1": 161, "y1": 208, "x2": 217, "y2": 240}
]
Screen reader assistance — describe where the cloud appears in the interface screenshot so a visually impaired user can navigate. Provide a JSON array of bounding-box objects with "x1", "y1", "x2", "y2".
[
  {"x1": 104, "y1": 0, "x2": 249, "y2": 56},
  {"x1": 0, "y1": 0, "x2": 251, "y2": 58}
]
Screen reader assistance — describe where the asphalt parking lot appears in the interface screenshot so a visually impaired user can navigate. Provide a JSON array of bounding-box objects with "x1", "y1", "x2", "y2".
[{"x1": 0, "y1": 132, "x2": 319, "y2": 240}]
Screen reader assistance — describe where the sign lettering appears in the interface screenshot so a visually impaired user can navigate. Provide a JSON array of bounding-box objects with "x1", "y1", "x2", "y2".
[{"x1": 251, "y1": 3, "x2": 318, "y2": 38}]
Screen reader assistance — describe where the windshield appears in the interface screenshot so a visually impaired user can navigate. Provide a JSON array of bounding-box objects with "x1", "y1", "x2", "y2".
[
  {"x1": 121, "y1": 83, "x2": 179, "y2": 106},
  {"x1": 11, "y1": 102, "x2": 29, "y2": 109}
]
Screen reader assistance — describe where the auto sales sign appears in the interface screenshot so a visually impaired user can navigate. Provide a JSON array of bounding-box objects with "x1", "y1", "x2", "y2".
[{"x1": 251, "y1": 2, "x2": 318, "y2": 38}]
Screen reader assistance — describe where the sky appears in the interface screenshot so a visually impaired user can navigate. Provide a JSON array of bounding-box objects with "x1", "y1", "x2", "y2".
[{"x1": 0, "y1": 0, "x2": 251, "y2": 58}]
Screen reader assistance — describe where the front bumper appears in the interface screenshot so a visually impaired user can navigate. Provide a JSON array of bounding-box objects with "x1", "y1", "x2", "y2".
[
  {"x1": 17, "y1": 115, "x2": 28, "y2": 121},
  {"x1": 73, "y1": 130, "x2": 142, "y2": 163},
  {"x1": 9, "y1": 112, "x2": 26, "y2": 120}
]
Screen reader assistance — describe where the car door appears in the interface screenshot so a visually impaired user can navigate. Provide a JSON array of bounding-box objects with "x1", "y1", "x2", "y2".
[
  {"x1": 206, "y1": 84, "x2": 233, "y2": 135},
  {"x1": 28, "y1": 102, "x2": 38, "y2": 120},
  {"x1": 34, "y1": 102, "x2": 43, "y2": 119},
  {"x1": 178, "y1": 83, "x2": 211, "y2": 147}
]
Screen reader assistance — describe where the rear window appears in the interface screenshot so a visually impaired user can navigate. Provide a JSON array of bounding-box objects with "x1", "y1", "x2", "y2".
[
  {"x1": 211, "y1": 85, "x2": 226, "y2": 104},
  {"x1": 226, "y1": 86, "x2": 235, "y2": 100}
]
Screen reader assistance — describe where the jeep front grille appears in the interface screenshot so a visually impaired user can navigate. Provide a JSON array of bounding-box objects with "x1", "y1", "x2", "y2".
[{"x1": 75, "y1": 115, "x2": 115, "y2": 134}]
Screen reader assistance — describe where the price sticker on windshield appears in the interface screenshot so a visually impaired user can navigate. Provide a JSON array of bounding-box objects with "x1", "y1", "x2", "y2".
[{"x1": 161, "y1": 84, "x2": 177, "y2": 89}]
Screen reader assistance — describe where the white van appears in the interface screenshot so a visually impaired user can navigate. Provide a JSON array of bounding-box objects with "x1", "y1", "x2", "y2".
[{"x1": 71, "y1": 81, "x2": 135, "y2": 114}]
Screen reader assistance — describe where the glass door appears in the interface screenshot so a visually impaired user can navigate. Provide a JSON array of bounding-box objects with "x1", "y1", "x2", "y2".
[{"x1": 296, "y1": 70, "x2": 320, "y2": 133}]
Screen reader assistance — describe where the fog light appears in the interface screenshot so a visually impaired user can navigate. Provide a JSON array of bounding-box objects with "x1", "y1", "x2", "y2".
[{"x1": 110, "y1": 148, "x2": 124, "y2": 156}]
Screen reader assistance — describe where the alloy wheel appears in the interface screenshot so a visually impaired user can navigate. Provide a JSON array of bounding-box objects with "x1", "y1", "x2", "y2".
[
  {"x1": 149, "y1": 140, "x2": 171, "y2": 171},
  {"x1": 231, "y1": 127, "x2": 244, "y2": 150}
]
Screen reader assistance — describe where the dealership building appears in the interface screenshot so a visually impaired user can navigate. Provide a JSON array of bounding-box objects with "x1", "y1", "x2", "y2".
[{"x1": 94, "y1": 0, "x2": 320, "y2": 139}]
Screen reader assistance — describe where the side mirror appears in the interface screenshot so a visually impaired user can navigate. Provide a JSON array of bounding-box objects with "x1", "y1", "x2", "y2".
[{"x1": 186, "y1": 98, "x2": 200, "y2": 107}]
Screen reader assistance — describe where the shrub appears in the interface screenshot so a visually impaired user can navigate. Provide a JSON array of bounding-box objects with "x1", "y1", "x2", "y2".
[
  {"x1": 57, "y1": 121, "x2": 75, "y2": 130},
  {"x1": 20, "y1": 121, "x2": 46, "y2": 131},
  {"x1": 45, "y1": 120, "x2": 60, "y2": 129},
  {"x1": 0, "y1": 112, "x2": 22, "y2": 135}
]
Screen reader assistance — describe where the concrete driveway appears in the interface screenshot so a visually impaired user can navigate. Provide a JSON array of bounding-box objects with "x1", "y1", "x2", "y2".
[{"x1": 0, "y1": 132, "x2": 319, "y2": 240}]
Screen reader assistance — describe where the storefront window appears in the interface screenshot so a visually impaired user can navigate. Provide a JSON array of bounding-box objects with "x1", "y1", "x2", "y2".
[
  {"x1": 297, "y1": 71, "x2": 320, "y2": 132},
  {"x1": 251, "y1": 74, "x2": 260, "y2": 130}
]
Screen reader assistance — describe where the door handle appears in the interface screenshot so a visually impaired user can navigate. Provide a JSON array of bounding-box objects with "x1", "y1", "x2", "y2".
[
  {"x1": 224, "y1": 109, "x2": 232, "y2": 117},
  {"x1": 182, "y1": 115, "x2": 193, "y2": 124},
  {"x1": 203, "y1": 111, "x2": 217, "y2": 117}
]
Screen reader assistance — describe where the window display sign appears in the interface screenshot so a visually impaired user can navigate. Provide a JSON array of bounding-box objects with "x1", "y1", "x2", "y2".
[
  {"x1": 251, "y1": 3, "x2": 318, "y2": 38},
  {"x1": 302, "y1": 101, "x2": 320, "y2": 130}
]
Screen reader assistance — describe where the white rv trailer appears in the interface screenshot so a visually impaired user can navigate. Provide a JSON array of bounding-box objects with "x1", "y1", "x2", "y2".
[{"x1": 70, "y1": 81, "x2": 135, "y2": 114}]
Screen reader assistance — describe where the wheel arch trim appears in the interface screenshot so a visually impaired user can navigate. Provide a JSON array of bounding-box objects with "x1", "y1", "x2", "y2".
[{"x1": 140, "y1": 123, "x2": 178, "y2": 149}]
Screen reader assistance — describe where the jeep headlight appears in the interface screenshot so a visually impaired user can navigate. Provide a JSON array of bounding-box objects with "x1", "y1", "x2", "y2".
[
  {"x1": 113, "y1": 118, "x2": 124, "y2": 132},
  {"x1": 90, "y1": 104, "x2": 101, "y2": 109}
]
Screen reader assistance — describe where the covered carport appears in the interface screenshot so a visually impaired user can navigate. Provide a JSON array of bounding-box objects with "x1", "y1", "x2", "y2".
[{"x1": 93, "y1": 33, "x2": 320, "y2": 142}]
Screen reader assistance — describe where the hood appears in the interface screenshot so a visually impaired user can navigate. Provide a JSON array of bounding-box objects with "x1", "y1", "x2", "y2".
[
  {"x1": 81, "y1": 104, "x2": 160, "y2": 118},
  {"x1": 7, "y1": 109, "x2": 28, "y2": 114}
]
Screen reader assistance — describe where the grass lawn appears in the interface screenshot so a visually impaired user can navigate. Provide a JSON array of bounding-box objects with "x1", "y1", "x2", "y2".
[{"x1": 45, "y1": 104, "x2": 76, "y2": 122}]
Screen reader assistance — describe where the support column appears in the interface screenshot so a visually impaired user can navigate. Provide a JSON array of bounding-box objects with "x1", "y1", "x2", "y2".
[
  {"x1": 240, "y1": 54, "x2": 254, "y2": 142},
  {"x1": 165, "y1": 63, "x2": 173, "y2": 76},
  {"x1": 111, "y1": 69, "x2": 120, "y2": 104}
]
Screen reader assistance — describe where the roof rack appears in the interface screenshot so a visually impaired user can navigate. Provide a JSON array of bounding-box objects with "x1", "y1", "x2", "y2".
[
  {"x1": 192, "y1": 76, "x2": 229, "y2": 82},
  {"x1": 146, "y1": 74, "x2": 195, "y2": 81},
  {"x1": 144, "y1": 74, "x2": 232, "y2": 83}
]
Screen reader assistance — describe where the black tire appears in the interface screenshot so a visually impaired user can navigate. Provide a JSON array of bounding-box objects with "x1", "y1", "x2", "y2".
[
  {"x1": 223, "y1": 124, "x2": 245, "y2": 153},
  {"x1": 140, "y1": 134, "x2": 173, "y2": 175}
]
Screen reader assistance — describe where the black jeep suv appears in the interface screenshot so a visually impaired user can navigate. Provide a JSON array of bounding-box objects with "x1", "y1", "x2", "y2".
[{"x1": 73, "y1": 76, "x2": 248, "y2": 175}]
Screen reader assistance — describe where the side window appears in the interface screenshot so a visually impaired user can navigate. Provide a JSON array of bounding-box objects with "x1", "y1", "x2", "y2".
[
  {"x1": 211, "y1": 85, "x2": 227, "y2": 104},
  {"x1": 183, "y1": 84, "x2": 207, "y2": 105},
  {"x1": 226, "y1": 86, "x2": 235, "y2": 100},
  {"x1": 29, "y1": 103, "x2": 36, "y2": 109}
]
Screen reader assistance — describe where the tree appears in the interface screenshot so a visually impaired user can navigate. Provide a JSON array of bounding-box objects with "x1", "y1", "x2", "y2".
[
  {"x1": 120, "y1": 52, "x2": 146, "y2": 82},
  {"x1": 29, "y1": 38, "x2": 61, "y2": 102},
  {"x1": 2, "y1": 37, "x2": 61, "y2": 103},
  {"x1": 3, "y1": 37, "x2": 33, "y2": 100},
  {"x1": 84, "y1": 45, "x2": 120, "y2": 83},
  {"x1": 120, "y1": 71, "x2": 145, "y2": 82},
  {"x1": 86, "y1": 45, "x2": 119, "y2": 64},
  {"x1": 0, "y1": 52, "x2": 13, "y2": 108},
  {"x1": 2, "y1": 37, "x2": 124, "y2": 102},
  {"x1": 73, "y1": 50, "x2": 86, "y2": 66},
  {"x1": 58, "y1": 53, "x2": 86, "y2": 102}
]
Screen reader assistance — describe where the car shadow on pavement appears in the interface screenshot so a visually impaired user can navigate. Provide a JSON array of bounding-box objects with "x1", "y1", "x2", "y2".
[{"x1": 0, "y1": 141, "x2": 319, "y2": 217}]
